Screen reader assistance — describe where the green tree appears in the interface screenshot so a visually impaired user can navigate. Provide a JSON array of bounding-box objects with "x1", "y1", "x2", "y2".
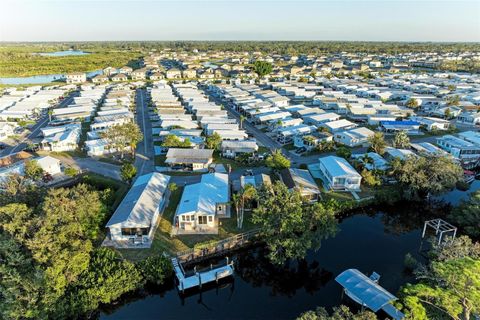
[
  {"x1": 120, "y1": 162, "x2": 137, "y2": 183},
  {"x1": 401, "y1": 257, "x2": 480, "y2": 320},
  {"x1": 239, "y1": 115, "x2": 246, "y2": 129},
  {"x1": 137, "y1": 255, "x2": 173, "y2": 285},
  {"x1": 252, "y1": 182, "x2": 337, "y2": 264},
  {"x1": 361, "y1": 169, "x2": 381, "y2": 187},
  {"x1": 393, "y1": 130, "x2": 410, "y2": 149},
  {"x1": 406, "y1": 98, "x2": 419, "y2": 109},
  {"x1": 336, "y1": 146, "x2": 351, "y2": 159},
  {"x1": 265, "y1": 150, "x2": 290, "y2": 170},
  {"x1": 297, "y1": 305, "x2": 377, "y2": 320},
  {"x1": 444, "y1": 108, "x2": 453, "y2": 119},
  {"x1": 101, "y1": 122, "x2": 143, "y2": 158},
  {"x1": 162, "y1": 134, "x2": 191, "y2": 148},
  {"x1": 24, "y1": 159, "x2": 44, "y2": 181},
  {"x1": 391, "y1": 155, "x2": 463, "y2": 199},
  {"x1": 168, "y1": 182, "x2": 178, "y2": 193},
  {"x1": 367, "y1": 132, "x2": 387, "y2": 155},
  {"x1": 65, "y1": 247, "x2": 144, "y2": 316},
  {"x1": 446, "y1": 95, "x2": 460, "y2": 106},
  {"x1": 448, "y1": 190, "x2": 480, "y2": 238},
  {"x1": 253, "y1": 61, "x2": 273, "y2": 77},
  {"x1": 205, "y1": 132, "x2": 222, "y2": 150}
]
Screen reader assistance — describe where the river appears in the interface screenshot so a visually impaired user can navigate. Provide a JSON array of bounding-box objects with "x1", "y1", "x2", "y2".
[{"x1": 99, "y1": 207, "x2": 431, "y2": 320}]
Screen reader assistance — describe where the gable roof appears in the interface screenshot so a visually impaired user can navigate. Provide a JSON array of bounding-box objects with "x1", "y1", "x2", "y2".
[
  {"x1": 176, "y1": 172, "x2": 229, "y2": 216},
  {"x1": 106, "y1": 173, "x2": 170, "y2": 228}
]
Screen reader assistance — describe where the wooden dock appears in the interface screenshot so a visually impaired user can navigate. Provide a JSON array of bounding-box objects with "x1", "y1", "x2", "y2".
[
  {"x1": 173, "y1": 229, "x2": 261, "y2": 265},
  {"x1": 172, "y1": 257, "x2": 234, "y2": 293}
]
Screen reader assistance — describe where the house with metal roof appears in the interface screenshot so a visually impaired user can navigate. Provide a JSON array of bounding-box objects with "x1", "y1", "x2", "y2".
[
  {"x1": 165, "y1": 148, "x2": 214, "y2": 171},
  {"x1": 105, "y1": 173, "x2": 171, "y2": 248},
  {"x1": 279, "y1": 168, "x2": 320, "y2": 202},
  {"x1": 318, "y1": 155, "x2": 362, "y2": 191},
  {"x1": 173, "y1": 173, "x2": 229, "y2": 234}
]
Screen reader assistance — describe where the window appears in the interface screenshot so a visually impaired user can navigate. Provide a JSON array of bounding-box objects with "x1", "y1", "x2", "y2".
[
  {"x1": 191, "y1": 215, "x2": 195, "y2": 220},
  {"x1": 217, "y1": 205, "x2": 223, "y2": 212},
  {"x1": 182, "y1": 215, "x2": 185, "y2": 221},
  {"x1": 208, "y1": 216, "x2": 213, "y2": 222},
  {"x1": 186, "y1": 215, "x2": 190, "y2": 221},
  {"x1": 198, "y1": 216, "x2": 207, "y2": 225}
]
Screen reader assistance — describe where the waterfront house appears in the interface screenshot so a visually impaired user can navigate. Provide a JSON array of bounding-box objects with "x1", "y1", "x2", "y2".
[
  {"x1": 111, "y1": 73, "x2": 128, "y2": 82},
  {"x1": 66, "y1": 72, "x2": 87, "y2": 84},
  {"x1": 105, "y1": 173, "x2": 171, "y2": 247},
  {"x1": 279, "y1": 168, "x2": 320, "y2": 202},
  {"x1": 318, "y1": 155, "x2": 361, "y2": 191},
  {"x1": 174, "y1": 172, "x2": 229, "y2": 234}
]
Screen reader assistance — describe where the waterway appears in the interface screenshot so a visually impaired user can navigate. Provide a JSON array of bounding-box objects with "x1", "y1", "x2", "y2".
[
  {"x1": 100, "y1": 207, "x2": 431, "y2": 320},
  {"x1": 38, "y1": 50, "x2": 90, "y2": 57},
  {"x1": 0, "y1": 70, "x2": 102, "y2": 85}
]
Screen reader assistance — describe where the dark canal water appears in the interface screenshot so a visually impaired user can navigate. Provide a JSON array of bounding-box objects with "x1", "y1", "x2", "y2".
[{"x1": 100, "y1": 207, "x2": 431, "y2": 320}]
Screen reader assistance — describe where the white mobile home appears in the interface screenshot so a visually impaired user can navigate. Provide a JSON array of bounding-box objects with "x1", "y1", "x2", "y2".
[
  {"x1": 318, "y1": 156, "x2": 361, "y2": 191},
  {"x1": 105, "y1": 173, "x2": 171, "y2": 247}
]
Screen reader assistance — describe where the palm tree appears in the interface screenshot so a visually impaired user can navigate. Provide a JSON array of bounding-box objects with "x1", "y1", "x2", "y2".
[
  {"x1": 240, "y1": 115, "x2": 246, "y2": 129},
  {"x1": 48, "y1": 109, "x2": 53, "y2": 122},
  {"x1": 237, "y1": 185, "x2": 257, "y2": 229},
  {"x1": 232, "y1": 193, "x2": 242, "y2": 228}
]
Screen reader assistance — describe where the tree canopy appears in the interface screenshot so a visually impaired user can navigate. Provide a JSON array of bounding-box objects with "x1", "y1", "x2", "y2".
[
  {"x1": 367, "y1": 132, "x2": 387, "y2": 155},
  {"x1": 101, "y1": 122, "x2": 143, "y2": 158},
  {"x1": 162, "y1": 134, "x2": 191, "y2": 148},
  {"x1": 253, "y1": 61, "x2": 273, "y2": 77},
  {"x1": 391, "y1": 155, "x2": 463, "y2": 199},
  {"x1": 252, "y1": 181, "x2": 337, "y2": 264},
  {"x1": 120, "y1": 162, "x2": 137, "y2": 183},
  {"x1": 205, "y1": 132, "x2": 222, "y2": 150},
  {"x1": 449, "y1": 190, "x2": 480, "y2": 238},
  {"x1": 265, "y1": 150, "x2": 290, "y2": 170},
  {"x1": 393, "y1": 131, "x2": 410, "y2": 149}
]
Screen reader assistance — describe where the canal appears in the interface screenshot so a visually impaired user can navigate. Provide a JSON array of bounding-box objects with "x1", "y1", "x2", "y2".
[{"x1": 100, "y1": 206, "x2": 431, "y2": 320}]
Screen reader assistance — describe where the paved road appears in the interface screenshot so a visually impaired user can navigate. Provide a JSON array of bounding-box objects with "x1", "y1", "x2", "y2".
[
  {"x1": 134, "y1": 88, "x2": 155, "y2": 176},
  {"x1": 56, "y1": 155, "x2": 121, "y2": 180},
  {"x1": 1, "y1": 93, "x2": 77, "y2": 157}
]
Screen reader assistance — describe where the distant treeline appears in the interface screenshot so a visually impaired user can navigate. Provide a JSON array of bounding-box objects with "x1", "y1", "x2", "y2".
[
  {"x1": 2, "y1": 41, "x2": 480, "y2": 55},
  {"x1": 1, "y1": 41, "x2": 479, "y2": 77}
]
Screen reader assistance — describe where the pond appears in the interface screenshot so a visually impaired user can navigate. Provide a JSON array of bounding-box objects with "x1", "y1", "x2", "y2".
[
  {"x1": 100, "y1": 208, "x2": 429, "y2": 320},
  {"x1": 38, "y1": 50, "x2": 90, "y2": 57},
  {"x1": 0, "y1": 70, "x2": 102, "y2": 85}
]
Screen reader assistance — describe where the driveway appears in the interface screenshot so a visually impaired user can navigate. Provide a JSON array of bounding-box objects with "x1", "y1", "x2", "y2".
[{"x1": 53, "y1": 155, "x2": 121, "y2": 180}]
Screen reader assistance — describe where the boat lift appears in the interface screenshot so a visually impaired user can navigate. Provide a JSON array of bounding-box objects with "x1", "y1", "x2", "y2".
[
  {"x1": 336, "y1": 269, "x2": 405, "y2": 320},
  {"x1": 172, "y1": 257, "x2": 234, "y2": 294},
  {"x1": 422, "y1": 218, "x2": 457, "y2": 245}
]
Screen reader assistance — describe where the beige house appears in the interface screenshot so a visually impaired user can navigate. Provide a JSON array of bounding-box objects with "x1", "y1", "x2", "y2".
[
  {"x1": 182, "y1": 69, "x2": 197, "y2": 78},
  {"x1": 149, "y1": 72, "x2": 164, "y2": 80},
  {"x1": 119, "y1": 66, "x2": 133, "y2": 76},
  {"x1": 91, "y1": 74, "x2": 109, "y2": 83},
  {"x1": 111, "y1": 73, "x2": 128, "y2": 82},
  {"x1": 66, "y1": 72, "x2": 86, "y2": 84},
  {"x1": 131, "y1": 68, "x2": 147, "y2": 80},
  {"x1": 166, "y1": 68, "x2": 182, "y2": 79}
]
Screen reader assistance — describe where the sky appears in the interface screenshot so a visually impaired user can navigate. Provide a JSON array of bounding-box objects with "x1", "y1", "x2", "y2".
[{"x1": 0, "y1": 0, "x2": 479, "y2": 42}]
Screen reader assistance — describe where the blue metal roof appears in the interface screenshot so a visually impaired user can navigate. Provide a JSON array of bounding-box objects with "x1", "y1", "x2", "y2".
[{"x1": 380, "y1": 120, "x2": 420, "y2": 126}]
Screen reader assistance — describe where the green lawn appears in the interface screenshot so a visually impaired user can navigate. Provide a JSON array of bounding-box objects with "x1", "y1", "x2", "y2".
[{"x1": 117, "y1": 187, "x2": 257, "y2": 262}]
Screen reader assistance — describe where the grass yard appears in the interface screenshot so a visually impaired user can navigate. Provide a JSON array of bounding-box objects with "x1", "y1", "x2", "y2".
[{"x1": 117, "y1": 186, "x2": 257, "y2": 262}]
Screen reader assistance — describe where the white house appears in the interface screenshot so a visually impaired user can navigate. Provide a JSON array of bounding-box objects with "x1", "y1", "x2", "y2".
[
  {"x1": 36, "y1": 156, "x2": 62, "y2": 175},
  {"x1": 40, "y1": 123, "x2": 81, "y2": 152},
  {"x1": 105, "y1": 173, "x2": 171, "y2": 247},
  {"x1": 318, "y1": 155, "x2": 362, "y2": 191},
  {"x1": 384, "y1": 147, "x2": 416, "y2": 161},
  {"x1": 66, "y1": 72, "x2": 87, "y2": 84},
  {"x1": 334, "y1": 127, "x2": 374, "y2": 147},
  {"x1": 352, "y1": 152, "x2": 389, "y2": 171},
  {"x1": 0, "y1": 122, "x2": 16, "y2": 141},
  {"x1": 221, "y1": 140, "x2": 258, "y2": 158},
  {"x1": 174, "y1": 173, "x2": 229, "y2": 234},
  {"x1": 410, "y1": 116, "x2": 450, "y2": 131},
  {"x1": 457, "y1": 112, "x2": 480, "y2": 126},
  {"x1": 436, "y1": 135, "x2": 480, "y2": 166}
]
